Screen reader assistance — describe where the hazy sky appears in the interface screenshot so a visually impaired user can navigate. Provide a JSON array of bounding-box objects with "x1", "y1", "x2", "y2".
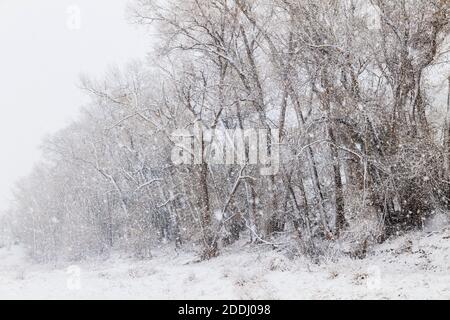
[{"x1": 0, "y1": 0, "x2": 151, "y2": 211}]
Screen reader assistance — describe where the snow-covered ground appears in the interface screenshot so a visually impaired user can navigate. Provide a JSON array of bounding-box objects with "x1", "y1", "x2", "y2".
[{"x1": 0, "y1": 228, "x2": 449, "y2": 300}]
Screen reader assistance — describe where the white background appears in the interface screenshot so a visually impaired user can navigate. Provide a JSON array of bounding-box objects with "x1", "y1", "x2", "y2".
[{"x1": 0, "y1": 0, "x2": 150, "y2": 211}]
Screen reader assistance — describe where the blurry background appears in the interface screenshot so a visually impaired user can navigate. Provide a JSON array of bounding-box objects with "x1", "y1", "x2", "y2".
[{"x1": 0, "y1": 0, "x2": 150, "y2": 211}]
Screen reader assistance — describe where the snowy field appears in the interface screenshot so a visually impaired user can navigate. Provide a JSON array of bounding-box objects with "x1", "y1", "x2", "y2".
[{"x1": 0, "y1": 228, "x2": 449, "y2": 300}]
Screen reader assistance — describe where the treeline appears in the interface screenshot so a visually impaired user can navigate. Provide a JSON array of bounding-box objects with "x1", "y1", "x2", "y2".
[{"x1": 7, "y1": 0, "x2": 450, "y2": 262}]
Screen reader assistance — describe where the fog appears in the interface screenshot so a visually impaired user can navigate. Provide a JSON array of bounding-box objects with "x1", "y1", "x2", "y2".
[{"x1": 0, "y1": 0, "x2": 150, "y2": 211}]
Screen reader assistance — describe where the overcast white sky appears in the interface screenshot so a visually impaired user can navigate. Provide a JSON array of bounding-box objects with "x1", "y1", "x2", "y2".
[{"x1": 0, "y1": 0, "x2": 151, "y2": 211}]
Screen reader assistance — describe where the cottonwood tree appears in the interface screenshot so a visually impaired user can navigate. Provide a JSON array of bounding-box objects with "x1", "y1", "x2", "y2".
[{"x1": 8, "y1": 0, "x2": 450, "y2": 262}]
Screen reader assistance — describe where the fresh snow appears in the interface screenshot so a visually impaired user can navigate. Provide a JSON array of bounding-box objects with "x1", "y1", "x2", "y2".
[{"x1": 1, "y1": 228, "x2": 449, "y2": 300}]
